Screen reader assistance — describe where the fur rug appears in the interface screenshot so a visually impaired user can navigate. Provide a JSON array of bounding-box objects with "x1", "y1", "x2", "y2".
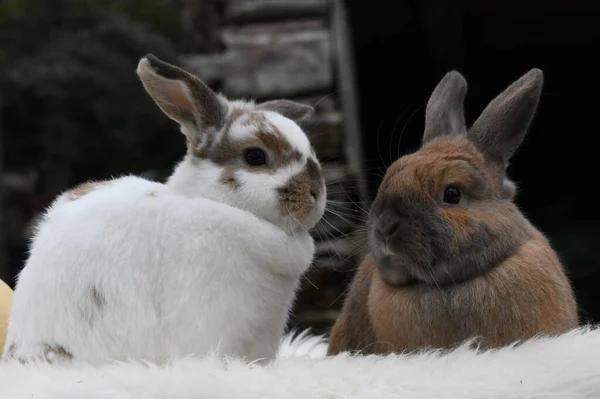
[{"x1": 0, "y1": 327, "x2": 599, "y2": 399}]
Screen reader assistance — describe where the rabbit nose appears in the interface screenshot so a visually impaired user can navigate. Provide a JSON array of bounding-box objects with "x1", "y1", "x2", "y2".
[
  {"x1": 374, "y1": 219, "x2": 401, "y2": 241},
  {"x1": 381, "y1": 221, "x2": 400, "y2": 237}
]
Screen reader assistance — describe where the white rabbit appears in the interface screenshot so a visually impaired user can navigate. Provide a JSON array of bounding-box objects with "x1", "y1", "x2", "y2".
[{"x1": 2, "y1": 54, "x2": 326, "y2": 365}]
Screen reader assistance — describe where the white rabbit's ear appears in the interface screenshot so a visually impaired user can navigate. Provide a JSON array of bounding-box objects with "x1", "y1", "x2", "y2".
[
  {"x1": 423, "y1": 70, "x2": 468, "y2": 145},
  {"x1": 136, "y1": 54, "x2": 227, "y2": 146},
  {"x1": 468, "y1": 69, "x2": 543, "y2": 169},
  {"x1": 256, "y1": 100, "x2": 314, "y2": 122}
]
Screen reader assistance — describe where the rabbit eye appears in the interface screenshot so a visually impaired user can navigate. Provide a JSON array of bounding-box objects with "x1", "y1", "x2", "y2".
[
  {"x1": 443, "y1": 185, "x2": 462, "y2": 204},
  {"x1": 243, "y1": 148, "x2": 267, "y2": 166}
]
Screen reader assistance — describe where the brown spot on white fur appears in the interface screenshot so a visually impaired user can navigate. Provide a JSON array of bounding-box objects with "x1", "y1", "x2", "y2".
[
  {"x1": 238, "y1": 112, "x2": 302, "y2": 164},
  {"x1": 219, "y1": 165, "x2": 241, "y2": 189},
  {"x1": 90, "y1": 286, "x2": 106, "y2": 309},
  {"x1": 196, "y1": 110, "x2": 307, "y2": 187},
  {"x1": 5, "y1": 343, "x2": 17, "y2": 358},
  {"x1": 64, "y1": 181, "x2": 107, "y2": 201},
  {"x1": 4, "y1": 343, "x2": 73, "y2": 364},
  {"x1": 278, "y1": 159, "x2": 323, "y2": 221},
  {"x1": 196, "y1": 109, "x2": 304, "y2": 169},
  {"x1": 253, "y1": 130, "x2": 303, "y2": 169},
  {"x1": 228, "y1": 107, "x2": 246, "y2": 121},
  {"x1": 43, "y1": 343, "x2": 73, "y2": 363}
]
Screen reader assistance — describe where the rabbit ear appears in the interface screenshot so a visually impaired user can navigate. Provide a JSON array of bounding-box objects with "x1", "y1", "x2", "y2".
[
  {"x1": 423, "y1": 71, "x2": 468, "y2": 144},
  {"x1": 136, "y1": 54, "x2": 226, "y2": 144},
  {"x1": 468, "y1": 69, "x2": 543, "y2": 168},
  {"x1": 256, "y1": 100, "x2": 315, "y2": 122}
]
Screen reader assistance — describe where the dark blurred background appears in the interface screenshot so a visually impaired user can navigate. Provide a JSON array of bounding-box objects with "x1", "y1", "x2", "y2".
[{"x1": 0, "y1": 0, "x2": 598, "y2": 334}]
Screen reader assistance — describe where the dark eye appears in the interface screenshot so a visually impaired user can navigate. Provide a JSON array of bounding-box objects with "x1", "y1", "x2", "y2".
[
  {"x1": 243, "y1": 148, "x2": 267, "y2": 166},
  {"x1": 443, "y1": 185, "x2": 462, "y2": 205}
]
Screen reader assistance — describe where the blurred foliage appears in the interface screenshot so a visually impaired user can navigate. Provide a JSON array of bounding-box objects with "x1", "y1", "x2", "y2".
[
  {"x1": 0, "y1": 0, "x2": 187, "y2": 193},
  {"x1": 0, "y1": 0, "x2": 185, "y2": 40},
  {"x1": 78, "y1": 0, "x2": 186, "y2": 44},
  {"x1": 0, "y1": 0, "x2": 22, "y2": 24}
]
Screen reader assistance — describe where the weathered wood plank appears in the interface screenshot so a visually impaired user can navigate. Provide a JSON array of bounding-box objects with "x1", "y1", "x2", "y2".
[
  {"x1": 221, "y1": 20, "x2": 333, "y2": 97},
  {"x1": 225, "y1": 0, "x2": 329, "y2": 23}
]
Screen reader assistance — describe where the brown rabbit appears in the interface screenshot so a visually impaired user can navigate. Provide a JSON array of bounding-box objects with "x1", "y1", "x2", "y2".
[{"x1": 328, "y1": 69, "x2": 578, "y2": 355}]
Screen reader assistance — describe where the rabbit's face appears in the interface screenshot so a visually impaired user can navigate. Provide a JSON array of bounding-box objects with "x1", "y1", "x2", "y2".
[
  {"x1": 368, "y1": 68, "x2": 545, "y2": 287},
  {"x1": 369, "y1": 136, "x2": 527, "y2": 286},
  {"x1": 187, "y1": 104, "x2": 326, "y2": 233},
  {"x1": 136, "y1": 55, "x2": 325, "y2": 234}
]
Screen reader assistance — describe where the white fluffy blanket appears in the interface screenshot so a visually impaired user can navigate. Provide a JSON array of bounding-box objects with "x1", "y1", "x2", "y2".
[{"x1": 1, "y1": 327, "x2": 599, "y2": 399}]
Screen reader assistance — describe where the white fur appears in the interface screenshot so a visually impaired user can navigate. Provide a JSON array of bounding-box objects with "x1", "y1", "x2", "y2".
[
  {"x1": 3, "y1": 175, "x2": 314, "y2": 365},
  {"x1": 3, "y1": 100, "x2": 326, "y2": 365},
  {"x1": 1, "y1": 327, "x2": 599, "y2": 399},
  {"x1": 277, "y1": 329, "x2": 328, "y2": 359}
]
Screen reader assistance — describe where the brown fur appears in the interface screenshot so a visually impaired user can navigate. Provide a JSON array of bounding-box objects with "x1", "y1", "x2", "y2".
[
  {"x1": 329, "y1": 232, "x2": 577, "y2": 355},
  {"x1": 327, "y1": 255, "x2": 380, "y2": 354},
  {"x1": 228, "y1": 107, "x2": 246, "y2": 121},
  {"x1": 380, "y1": 137, "x2": 491, "y2": 200},
  {"x1": 255, "y1": 130, "x2": 302, "y2": 167},
  {"x1": 219, "y1": 166, "x2": 241, "y2": 189},
  {"x1": 279, "y1": 159, "x2": 323, "y2": 220},
  {"x1": 64, "y1": 181, "x2": 106, "y2": 201},
  {"x1": 328, "y1": 69, "x2": 578, "y2": 356}
]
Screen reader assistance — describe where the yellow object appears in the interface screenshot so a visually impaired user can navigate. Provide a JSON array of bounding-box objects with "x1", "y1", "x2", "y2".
[{"x1": 0, "y1": 279, "x2": 13, "y2": 356}]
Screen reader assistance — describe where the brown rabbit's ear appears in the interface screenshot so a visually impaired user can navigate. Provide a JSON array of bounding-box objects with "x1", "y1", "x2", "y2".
[
  {"x1": 136, "y1": 54, "x2": 227, "y2": 145},
  {"x1": 423, "y1": 70, "x2": 468, "y2": 144},
  {"x1": 256, "y1": 100, "x2": 315, "y2": 122},
  {"x1": 468, "y1": 69, "x2": 543, "y2": 168}
]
